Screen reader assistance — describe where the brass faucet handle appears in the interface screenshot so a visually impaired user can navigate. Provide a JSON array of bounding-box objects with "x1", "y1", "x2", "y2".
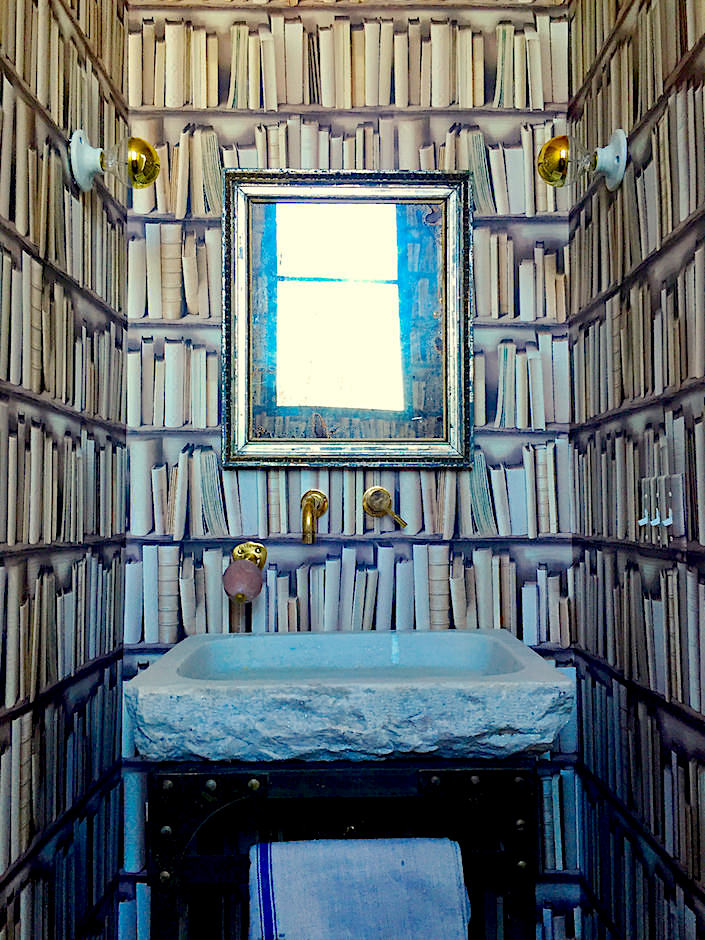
[
  {"x1": 362, "y1": 486, "x2": 407, "y2": 528},
  {"x1": 300, "y1": 489, "x2": 328, "y2": 517},
  {"x1": 232, "y1": 541, "x2": 268, "y2": 569}
]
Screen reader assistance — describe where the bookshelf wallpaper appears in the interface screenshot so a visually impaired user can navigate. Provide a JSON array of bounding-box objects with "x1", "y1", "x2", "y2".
[
  {"x1": 0, "y1": 0, "x2": 127, "y2": 935},
  {"x1": 122, "y1": 6, "x2": 574, "y2": 654},
  {"x1": 568, "y1": 0, "x2": 705, "y2": 935},
  {"x1": 0, "y1": 0, "x2": 702, "y2": 936},
  {"x1": 120, "y1": 2, "x2": 582, "y2": 937}
]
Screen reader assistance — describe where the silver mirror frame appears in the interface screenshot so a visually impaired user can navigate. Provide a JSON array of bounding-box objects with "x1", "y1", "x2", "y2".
[{"x1": 222, "y1": 169, "x2": 474, "y2": 468}]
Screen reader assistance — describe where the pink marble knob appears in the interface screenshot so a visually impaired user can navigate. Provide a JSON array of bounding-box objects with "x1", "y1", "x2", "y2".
[{"x1": 222, "y1": 558, "x2": 264, "y2": 603}]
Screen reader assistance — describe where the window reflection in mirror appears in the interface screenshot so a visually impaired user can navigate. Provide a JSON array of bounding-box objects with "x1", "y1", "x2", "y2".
[
  {"x1": 249, "y1": 197, "x2": 446, "y2": 441},
  {"x1": 275, "y1": 203, "x2": 404, "y2": 413}
]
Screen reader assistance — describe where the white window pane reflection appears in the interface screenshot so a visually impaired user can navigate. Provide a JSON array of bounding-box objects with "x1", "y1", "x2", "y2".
[
  {"x1": 276, "y1": 280, "x2": 404, "y2": 411},
  {"x1": 276, "y1": 203, "x2": 398, "y2": 282}
]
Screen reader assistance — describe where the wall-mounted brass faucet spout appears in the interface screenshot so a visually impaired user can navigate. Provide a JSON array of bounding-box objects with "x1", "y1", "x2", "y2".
[{"x1": 301, "y1": 489, "x2": 328, "y2": 544}]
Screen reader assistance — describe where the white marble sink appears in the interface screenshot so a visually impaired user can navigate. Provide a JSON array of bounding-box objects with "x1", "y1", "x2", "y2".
[{"x1": 125, "y1": 630, "x2": 575, "y2": 762}]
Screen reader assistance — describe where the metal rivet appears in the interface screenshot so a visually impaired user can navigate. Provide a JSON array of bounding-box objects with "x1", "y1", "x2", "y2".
[
  {"x1": 514, "y1": 776, "x2": 525, "y2": 786},
  {"x1": 162, "y1": 779, "x2": 173, "y2": 791},
  {"x1": 160, "y1": 825, "x2": 173, "y2": 837},
  {"x1": 248, "y1": 778, "x2": 261, "y2": 791},
  {"x1": 517, "y1": 860, "x2": 528, "y2": 870},
  {"x1": 470, "y1": 775, "x2": 481, "y2": 786},
  {"x1": 515, "y1": 819, "x2": 526, "y2": 831},
  {"x1": 159, "y1": 870, "x2": 171, "y2": 884},
  {"x1": 205, "y1": 779, "x2": 217, "y2": 792},
  {"x1": 430, "y1": 775, "x2": 441, "y2": 787}
]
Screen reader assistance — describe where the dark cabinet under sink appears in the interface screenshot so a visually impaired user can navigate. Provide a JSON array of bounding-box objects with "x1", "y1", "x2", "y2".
[{"x1": 146, "y1": 758, "x2": 539, "y2": 940}]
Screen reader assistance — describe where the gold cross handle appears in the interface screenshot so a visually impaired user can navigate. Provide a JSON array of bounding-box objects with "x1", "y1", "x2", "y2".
[{"x1": 362, "y1": 486, "x2": 407, "y2": 528}]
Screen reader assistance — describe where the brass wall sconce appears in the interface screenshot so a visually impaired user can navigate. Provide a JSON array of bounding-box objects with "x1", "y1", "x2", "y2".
[
  {"x1": 69, "y1": 131, "x2": 160, "y2": 193},
  {"x1": 537, "y1": 129, "x2": 627, "y2": 192}
]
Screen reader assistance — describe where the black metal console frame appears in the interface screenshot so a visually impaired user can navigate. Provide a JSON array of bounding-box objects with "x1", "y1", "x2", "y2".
[{"x1": 146, "y1": 757, "x2": 539, "y2": 940}]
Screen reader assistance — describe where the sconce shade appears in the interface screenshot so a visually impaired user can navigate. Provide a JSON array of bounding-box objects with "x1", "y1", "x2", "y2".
[
  {"x1": 536, "y1": 135, "x2": 594, "y2": 188},
  {"x1": 103, "y1": 135, "x2": 161, "y2": 189}
]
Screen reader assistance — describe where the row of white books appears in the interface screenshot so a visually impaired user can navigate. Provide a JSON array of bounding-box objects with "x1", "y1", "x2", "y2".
[
  {"x1": 572, "y1": 403, "x2": 700, "y2": 545},
  {"x1": 645, "y1": 83, "x2": 705, "y2": 238},
  {"x1": 580, "y1": 783, "x2": 701, "y2": 940},
  {"x1": 570, "y1": 0, "x2": 704, "y2": 94},
  {"x1": 474, "y1": 234, "x2": 568, "y2": 323},
  {"x1": 126, "y1": 441, "x2": 571, "y2": 541},
  {"x1": 0, "y1": 0, "x2": 125, "y2": 91},
  {"x1": 129, "y1": 117, "x2": 569, "y2": 215},
  {"x1": 127, "y1": 224, "x2": 222, "y2": 321},
  {"x1": 124, "y1": 333, "x2": 571, "y2": 434},
  {"x1": 62, "y1": 0, "x2": 125, "y2": 86},
  {"x1": 133, "y1": 227, "x2": 568, "y2": 323},
  {"x1": 118, "y1": 887, "x2": 151, "y2": 940},
  {"x1": 0, "y1": 549, "x2": 124, "y2": 711},
  {"x1": 540, "y1": 768, "x2": 579, "y2": 873},
  {"x1": 482, "y1": 439, "x2": 573, "y2": 538},
  {"x1": 123, "y1": 542, "x2": 575, "y2": 644},
  {"x1": 0, "y1": 664, "x2": 120, "y2": 877},
  {"x1": 127, "y1": 14, "x2": 569, "y2": 112},
  {"x1": 0, "y1": 248, "x2": 126, "y2": 422},
  {"x1": 491, "y1": 332, "x2": 571, "y2": 428},
  {"x1": 3, "y1": 783, "x2": 121, "y2": 939},
  {"x1": 492, "y1": 19, "x2": 567, "y2": 109},
  {"x1": 576, "y1": 10, "x2": 705, "y2": 158},
  {"x1": 568, "y1": 190, "x2": 615, "y2": 314},
  {"x1": 125, "y1": 542, "x2": 440, "y2": 640},
  {"x1": 580, "y1": 667, "x2": 705, "y2": 890},
  {"x1": 0, "y1": 105, "x2": 127, "y2": 311},
  {"x1": 0, "y1": 405, "x2": 127, "y2": 546},
  {"x1": 126, "y1": 338, "x2": 219, "y2": 429},
  {"x1": 569, "y1": 93, "x2": 705, "y2": 315},
  {"x1": 574, "y1": 548, "x2": 705, "y2": 714},
  {"x1": 447, "y1": 549, "x2": 575, "y2": 644},
  {"x1": 539, "y1": 903, "x2": 591, "y2": 940},
  {"x1": 571, "y1": 244, "x2": 705, "y2": 422},
  {"x1": 568, "y1": 0, "x2": 618, "y2": 98}
]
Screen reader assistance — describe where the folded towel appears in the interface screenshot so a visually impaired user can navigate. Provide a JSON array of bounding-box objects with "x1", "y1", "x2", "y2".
[{"x1": 249, "y1": 837, "x2": 470, "y2": 940}]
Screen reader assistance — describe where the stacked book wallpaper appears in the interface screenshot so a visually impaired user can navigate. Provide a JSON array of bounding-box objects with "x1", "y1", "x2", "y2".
[{"x1": 0, "y1": 0, "x2": 704, "y2": 936}]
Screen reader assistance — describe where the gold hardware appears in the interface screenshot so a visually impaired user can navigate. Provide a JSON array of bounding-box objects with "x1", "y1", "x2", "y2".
[
  {"x1": 301, "y1": 489, "x2": 328, "y2": 544},
  {"x1": 231, "y1": 541, "x2": 268, "y2": 569},
  {"x1": 536, "y1": 135, "x2": 572, "y2": 187},
  {"x1": 362, "y1": 486, "x2": 407, "y2": 528},
  {"x1": 537, "y1": 131, "x2": 626, "y2": 192}
]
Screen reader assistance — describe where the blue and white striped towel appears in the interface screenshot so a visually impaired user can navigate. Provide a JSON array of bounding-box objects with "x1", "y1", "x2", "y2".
[{"x1": 249, "y1": 837, "x2": 470, "y2": 940}]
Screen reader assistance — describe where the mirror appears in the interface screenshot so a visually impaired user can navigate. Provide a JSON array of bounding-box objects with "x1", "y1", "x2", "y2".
[{"x1": 222, "y1": 170, "x2": 473, "y2": 467}]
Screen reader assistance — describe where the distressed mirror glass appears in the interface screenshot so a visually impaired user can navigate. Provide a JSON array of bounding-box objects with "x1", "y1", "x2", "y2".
[{"x1": 222, "y1": 170, "x2": 473, "y2": 467}]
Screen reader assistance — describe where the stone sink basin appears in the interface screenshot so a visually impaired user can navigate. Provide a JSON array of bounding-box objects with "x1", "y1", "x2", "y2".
[{"x1": 125, "y1": 630, "x2": 575, "y2": 762}]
